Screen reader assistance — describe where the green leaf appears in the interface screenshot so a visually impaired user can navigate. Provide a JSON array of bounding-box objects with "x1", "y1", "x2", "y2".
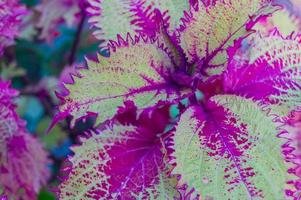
[
  {"x1": 0, "y1": 62, "x2": 26, "y2": 81},
  {"x1": 38, "y1": 189, "x2": 56, "y2": 200},
  {"x1": 36, "y1": 117, "x2": 67, "y2": 150}
]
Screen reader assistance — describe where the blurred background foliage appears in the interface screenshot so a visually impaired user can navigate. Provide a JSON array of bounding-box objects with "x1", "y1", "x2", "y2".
[{"x1": 0, "y1": 0, "x2": 106, "y2": 198}]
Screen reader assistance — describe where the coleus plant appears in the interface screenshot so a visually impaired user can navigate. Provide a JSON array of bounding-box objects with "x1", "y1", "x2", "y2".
[
  {"x1": 56, "y1": 0, "x2": 301, "y2": 199},
  {"x1": 86, "y1": 0, "x2": 196, "y2": 49},
  {"x1": 0, "y1": 0, "x2": 27, "y2": 55},
  {"x1": 0, "y1": 80, "x2": 50, "y2": 200},
  {"x1": 284, "y1": 110, "x2": 301, "y2": 186},
  {"x1": 35, "y1": 0, "x2": 86, "y2": 42},
  {"x1": 255, "y1": 0, "x2": 301, "y2": 37}
]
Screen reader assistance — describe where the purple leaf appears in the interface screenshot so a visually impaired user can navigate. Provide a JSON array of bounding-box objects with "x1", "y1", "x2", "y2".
[
  {"x1": 58, "y1": 105, "x2": 180, "y2": 199},
  {"x1": 0, "y1": 80, "x2": 50, "y2": 200}
]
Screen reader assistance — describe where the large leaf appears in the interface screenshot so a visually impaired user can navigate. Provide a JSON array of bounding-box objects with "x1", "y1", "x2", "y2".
[
  {"x1": 57, "y1": 35, "x2": 185, "y2": 127},
  {"x1": 58, "y1": 124, "x2": 179, "y2": 199},
  {"x1": 0, "y1": 80, "x2": 50, "y2": 200},
  {"x1": 253, "y1": 6, "x2": 301, "y2": 37},
  {"x1": 0, "y1": 134, "x2": 50, "y2": 200},
  {"x1": 178, "y1": 0, "x2": 277, "y2": 76},
  {"x1": 87, "y1": 0, "x2": 137, "y2": 48},
  {"x1": 283, "y1": 110, "x2": 301, "y2": 198},
  {"x1": 131, "y1": 0, "x2": 191, "y2": 34},
  {"x1": 170, "y1": 95, "x2": 293, "y2": 199},
  {"x1": 86, "y1": 0, "x2": 192, "y2": 48},
  {"x1": 0, "y1": 102, "x2": 19, "y2": 152},
  {"x1": 224, "y1": 31, "x2": 301, "y2": 116},
  {"x1": 0, "y1": 0, "x2": 27, "y2": 55},
  {"x1": 0, "y1": 81, "x2": 20, "y2": 151}
]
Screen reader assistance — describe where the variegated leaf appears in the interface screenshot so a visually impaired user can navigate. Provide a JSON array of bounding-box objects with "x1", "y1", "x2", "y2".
[
  {"x1": 57, "y1": 35, "x2": 186, "y2": 127},
  {"x1": 224, "y1": 32, "x2": 301, "y2": 116},
  {"x1": 254, "y1": 6, "x2": 301, "y2": 37},
  {"x1": 170, "y1": 95, "x2": 293, "y2": 199},
  {"x1": 0, "y1": 81, "x2": 19, "y2": 151},
  {"x1": 58, "y1": 124, "x2": 179, "y2": 199},
  {"x1": 0, "y1": 103, "x2": 19, "y2": 152},
  {"x1": 0, "y1": 0, "x2": 27, "y2": 55},
  {"x1": 87, "y1": 0, "x2": 192, "y2": 48},
  {"x1": 87, "y1": 0, "x2": 137, "y2": 48},
  {"x1": 0, "y1": 133, "x2": 50, "y2": 200},
  {"x1": 131, "y1": 0, "x2": 191, "y2": 34},
  {"x1": 178, "y1": 0, "x2": 278, "y2": 76},
  {"x1": 0, "y1": 80, "x2": 50, "y2": 200},
  {"x1": 282, "y1": 110, "x2": 301, "y2": 198}
]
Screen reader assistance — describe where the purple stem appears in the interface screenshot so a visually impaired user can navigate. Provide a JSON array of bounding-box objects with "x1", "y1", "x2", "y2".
[{"x1": 68, "y1": 10, "x2": 86, "y2": 65}]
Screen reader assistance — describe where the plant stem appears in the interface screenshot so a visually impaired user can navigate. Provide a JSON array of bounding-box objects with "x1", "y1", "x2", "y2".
[{"x1": 68, "y1": 11, "x2": 86, "y2": 65}]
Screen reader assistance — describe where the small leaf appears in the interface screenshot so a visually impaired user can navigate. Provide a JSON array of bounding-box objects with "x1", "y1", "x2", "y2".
[
  {"x1": 170, "y1": 95, "x2": 293, "y2": 199},
  {"x1": 0, "y1": 62, "x2": 26, "y2": 81},
  {"x1": 36, "y1": 117, "x2": 67, "y2": 150}
]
